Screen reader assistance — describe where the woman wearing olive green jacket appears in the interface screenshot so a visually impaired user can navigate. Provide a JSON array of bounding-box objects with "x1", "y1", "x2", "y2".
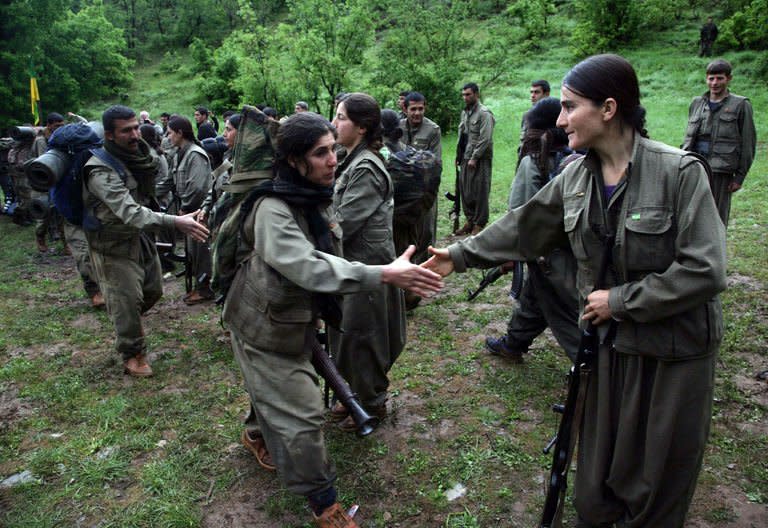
[
  {"x1": 425, "y1": 55, "x2": 727, "y2": 528},
  {"x1": 221, "y1": 112, "x2": 442, "y2": 527},
  {"x1": 328, "y1": 93, "x2": 407, "y2": 430}
]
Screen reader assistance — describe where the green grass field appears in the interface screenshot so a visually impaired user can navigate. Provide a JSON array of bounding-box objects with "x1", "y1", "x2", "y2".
[{"x1": 1, "y1": 18, "x2": 766, "y2": 528}]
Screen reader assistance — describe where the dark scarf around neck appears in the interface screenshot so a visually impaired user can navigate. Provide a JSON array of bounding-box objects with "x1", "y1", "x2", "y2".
[
  {"x1": 104, "y1": 138, "x2": 158, "y2": 197},
  {"x1": 238, "y1": 166, "x2": 342, "y2": 329}
]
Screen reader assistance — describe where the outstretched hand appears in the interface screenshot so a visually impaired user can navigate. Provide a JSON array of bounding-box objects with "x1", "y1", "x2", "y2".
[
  {"x1": 381, "y1": 245, "x2": 444, "y2": 298},
  {"x1": 174, "y1": 210, "x2": 210, "y2": 242},
  {"x1": 421, "y1": 246, "x2": 455, "y2": 278}
]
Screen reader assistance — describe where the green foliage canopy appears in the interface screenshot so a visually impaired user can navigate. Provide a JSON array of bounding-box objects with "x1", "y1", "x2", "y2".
[{"x1": 0, "y1": 0, "x2": 132, "y2": 129}]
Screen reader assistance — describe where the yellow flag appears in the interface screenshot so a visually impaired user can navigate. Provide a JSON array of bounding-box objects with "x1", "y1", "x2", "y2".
[{"x1": 30, "y1": 77, "x2": 41, "y2": 125}]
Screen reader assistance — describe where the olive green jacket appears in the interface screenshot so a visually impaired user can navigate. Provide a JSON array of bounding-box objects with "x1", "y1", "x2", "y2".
[
  {"x1": 458, "y1": 102, "x2": 494, "y2": 161},
  {"x1": 332, "y1": 148, "x2": 396, "y2": 265},
  {"x1": 82, "y1": 153, "x2": 175, "y2": 255},
  {"x1": 449, "y1": 135, "x2": 727, "y2": 361},
  {"x1": 222, "y1": 196, "x2": 381, "y2": 355},
  {"x1": 83, "y1": 153, "x2": 174, "y2": 232},
  {"x1": 399, "y1": 117, "x2": 442, "y2": 162},
  {"x1": 160, "y1": 143, "x2": 211, "y2": 213},
  {"x1": 682, "y1": 91, "x2": 756, "y2": 183}
]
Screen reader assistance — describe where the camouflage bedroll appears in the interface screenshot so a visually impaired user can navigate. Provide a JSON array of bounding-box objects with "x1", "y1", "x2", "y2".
[{"x1": 222, "y1": 105, "x2": 277, "y2": 193}]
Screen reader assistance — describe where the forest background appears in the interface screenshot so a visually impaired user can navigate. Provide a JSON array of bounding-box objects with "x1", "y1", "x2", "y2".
[
  {"x1": 1, "y1": 1, "x2": 767, "y2": 527},
  {"x1": 1, "y1": 0, "x2": 767, "y2": 130}
]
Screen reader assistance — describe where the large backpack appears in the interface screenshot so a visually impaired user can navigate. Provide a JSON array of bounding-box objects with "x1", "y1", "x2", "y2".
[
  {"x1": 386, "y1": 145, "x2": 441, "y2": 229},
  {"x1": 37, "y1": 123, "x2": 103, "y2": 225}
]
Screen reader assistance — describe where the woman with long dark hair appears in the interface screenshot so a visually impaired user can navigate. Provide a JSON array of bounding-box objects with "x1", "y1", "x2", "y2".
[
  {"x1": 328, "y1": 93, "x2": 406, "y2": 431},
  {"x1": 222, "y1": 112, "x2": 442, "y2": 527},
  {"x1": 425, "y1": 54, "x2": 726, "y2": 527},
  {"x1": 166, "y1": 115, "x2": 213, "y2": 304}
]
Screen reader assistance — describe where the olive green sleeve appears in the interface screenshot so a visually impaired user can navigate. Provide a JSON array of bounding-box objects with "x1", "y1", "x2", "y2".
[
  {"x1": 735, "y1": 99, "x2": 756, "y2": 184},
  {"x1": 508, "y1": 156, "x2": 541, "y2": 210},
  {"x1": 87, "y1": 166, "x2": 176, "y2": 230},
  {"x1": 254, "y1": 198, "x2": 382, "y2": 294},
  {"x1": 470, "y1": 110, "x2": 494, "y2": 160},
  {"x1": 449, "y1": 177, "x2": 567, "y2": 271},
  {"x1": 177, "y1": 151, "x2": 211, "y2": 212},
  {"x1": 428, "y1": 125, "x2": 442, "y2": 162}
]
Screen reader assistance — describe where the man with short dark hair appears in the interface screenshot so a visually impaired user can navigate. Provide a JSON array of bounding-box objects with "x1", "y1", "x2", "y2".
[
  {"x1": 83, "y1": 105, "x2": 209, "y2": 376},
  {"x1": 294, "y1": 101, "x2": 309, "y2": 113},
  {"x1": 398, "y1": 92, "x2": 443, "y2": 309},
  {"x1": 530, "y1": 80, "x2": 550, "y2": 104},
  {"x1": 456, "y1": 82, "x2": 494, "y2": 236},
  {"x1": 682, "y1": 59, "x2": 756, "y2": 226},
  {"x1": 193, "y1": 106, "x2": 218, "y2": 140},
  {"x1": 520, "y1": 80, "x2": 550, "y2": 149},
  {"x1": 159, "y1": 112, "x2": 171, "y2": 134}
]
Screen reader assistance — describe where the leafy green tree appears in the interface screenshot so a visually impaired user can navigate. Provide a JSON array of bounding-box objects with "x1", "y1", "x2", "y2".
[
  {"x1": 570, "y1": 0, "x2": 696, "y2": 56},
  {"x1": 283, "y1": 0, "x2": 375, "y2": 118},
  {"x1": 505, "y1": 0, "x2": 557, "y2": 51},
  {"x1": 719, "y1": 0, "x2": 768, "y2": 50},
  {"x1": 0, "y1": 0, "x2": 131, "y2": 129},
  {"x1": 370, "y1": 0, "x2": 471, "y2": 131}
]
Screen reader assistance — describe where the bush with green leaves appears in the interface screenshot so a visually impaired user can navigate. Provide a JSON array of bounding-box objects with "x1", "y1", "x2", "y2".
[
  {"x1": 0, "y1": 0, "x2": 132, "y2": 128},
  {"x1": 718, "y1": 0, "x2": 768, "y2": 51}
]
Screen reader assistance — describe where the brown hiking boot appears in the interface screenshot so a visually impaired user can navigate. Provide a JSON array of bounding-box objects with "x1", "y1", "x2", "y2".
[
  {"x1": 183, "y1": 287, "x2": 215, "y2": 305},
  {"x1": 91, "y1": 292, "x2": 106, "y2": 309},
  {"x1": 470, "y1": 224, "x2": 484, "y2": 236},
  {"x1": 36, "y1": 235, "x2": 49, "y2": 253},
  {"x1": 241, "y1": 430, "x2": 276, "y2": 471},
  {"x1": 313, "y1": 502, "x2": 359, "y2": 528},
  {"x1": 453, "y1": 222, "x2": 473, "y2": 236},
  {"x1": 124, "y1": 353, "x2": 153, "y2": 377},
  {"x1": 327, "y1": 401, "x2": 349, "y2": 423}
]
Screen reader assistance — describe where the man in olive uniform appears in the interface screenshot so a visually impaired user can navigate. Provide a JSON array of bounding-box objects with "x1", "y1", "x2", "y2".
[
  {"x1": 83, "y1": 105, "x2": 209, "y2": 377},
  {"x1": 699, "y1": 17, "x2": 718, "y2": 57},
  {"x1": 519, "y1": 80, "x2": 550, "y2": 150},
  {"x1": 31, "y1": 113, "x2": 65, "y2": 252},
  {"x1": 399, "y1": 92, "x2": 442, "y2": 258},
  {"x1": 456, "y1": 82, "x2": 494, "y2": 236},
  {"x1": 193, "y1": 106, "x2": 218, "y2": 140},
  {"x1": 682, "y1": 59, "x2": 756, "y2": 226}
]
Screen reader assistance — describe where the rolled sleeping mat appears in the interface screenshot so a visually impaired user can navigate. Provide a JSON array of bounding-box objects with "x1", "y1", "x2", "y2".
[
  {"x1": 223, "y1": 105, "x2": 277, "y2": 193},
  {"x1": 25, "y1": 149, "x2": 71, "y2": 192},
  {"x1": 29, "y1": 194, "x2": 51, "y2": 220},
  {"x1": 9, "y1": 126, "x2": 38, "y2": 142}
]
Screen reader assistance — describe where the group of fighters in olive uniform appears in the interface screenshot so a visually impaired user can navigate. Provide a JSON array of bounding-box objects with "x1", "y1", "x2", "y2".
[{"x1": 3, "y1": 50, "x2": 755, "y2": 527}]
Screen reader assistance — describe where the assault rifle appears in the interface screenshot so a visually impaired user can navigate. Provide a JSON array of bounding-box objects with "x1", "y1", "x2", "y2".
[
  {"x1": 446, "y1": 131, "x2": 468, "y2": 234},
  {"x1": 540, "y1": 235, "x2": 614, "y2": 528},
  {"x1": 466, "y1": 261, "x2": 524, "y2": 301}
]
